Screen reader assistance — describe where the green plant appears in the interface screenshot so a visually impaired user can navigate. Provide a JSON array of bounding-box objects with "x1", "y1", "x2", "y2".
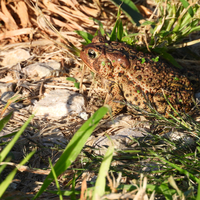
[
  {"x1": 77, "y1": 0, "x2": 200, "y2": 69},
  {"x1": 33, "y1": 106, "x2": 108, "y2": 199},
  {"x1": 0, "y1": 113, "x2": 36, "y2": 198},
  {"x1": 74, "y1": 1, "x2": 200, "y2": 199},
  {"x1": 27, "y1": 0, "x2": 200, "y2": 199},
  {"x1": 66, "y1": 77, "x2": 80, "y2": 89}
]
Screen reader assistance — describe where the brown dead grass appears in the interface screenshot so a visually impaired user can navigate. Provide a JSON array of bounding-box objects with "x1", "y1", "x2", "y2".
[
  {"x1": 0, "y1": 0, "x2": 154, "y2": 48},
  {"x1": 0, "y1": 0, "x2": 121, "y2": 47}
]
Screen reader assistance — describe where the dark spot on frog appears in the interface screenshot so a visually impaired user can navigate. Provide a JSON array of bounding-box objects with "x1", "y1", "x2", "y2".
[
  {"x1": 118, "y1": 72, "x2": 123, "y2": 77},
  {"x1": 129, "y1": 55, "x2": 136, "y2": 60},
  {"x1": 136, "y1": 75, "x2": 142, "y2": 81},
  {"x1": 135, "y1": 85, "x2": 141, "y2": 90},
  {"x1": 135, "y1": 66, "x2": 140, "y2": 70},
  {"x1": 134, "y1": 97, "x2": 138, "y2": 101}
]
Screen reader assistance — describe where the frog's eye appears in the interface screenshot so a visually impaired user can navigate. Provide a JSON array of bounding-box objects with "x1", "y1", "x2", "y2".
[{"x1": 88, "y1": 49, "x2": 97, "y2": 59}]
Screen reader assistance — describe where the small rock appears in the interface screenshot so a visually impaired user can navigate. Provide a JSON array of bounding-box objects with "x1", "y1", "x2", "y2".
[
  {"x1": 115, "y1": 128, "x2": 148, "y2": 137},
  {"x1": 33, "y1": 89, "x2": 86, "y2": 119},
  {"x1": 79, "y1": 111, "x2": 89, "y2": 120},
  {"x1": 42, "y1": 129, "x2": 68, "y2": 148},
  {"x1": 164, "y1": 130, "x2": 195, "y2": 147},
  {"x1": 0, "y1": 49, "x2": 31, "y2": 67},
  {"x1": 105, "y1": 114, "x2": 151, "y2": 129},
  {"x1": 23, "y1": 61, "x2": 61, "y2": 78},
  {"x1": 87, "y1": 128, "x2": 149, "y2": 155}
]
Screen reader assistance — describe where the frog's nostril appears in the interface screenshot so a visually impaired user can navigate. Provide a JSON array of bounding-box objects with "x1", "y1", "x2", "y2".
[{"x1": 88, "y1": 49, "x2": 97, "y2": 59}]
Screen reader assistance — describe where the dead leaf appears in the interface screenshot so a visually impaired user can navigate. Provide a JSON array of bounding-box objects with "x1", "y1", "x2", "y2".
[{"x1": 136, "y1": 4, "x2": 153, "y2": 18}]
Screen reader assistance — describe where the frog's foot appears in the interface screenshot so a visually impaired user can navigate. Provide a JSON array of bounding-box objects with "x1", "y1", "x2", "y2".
[{"x1": 103, "y1": 82, "x2": 125, "y2": 118}]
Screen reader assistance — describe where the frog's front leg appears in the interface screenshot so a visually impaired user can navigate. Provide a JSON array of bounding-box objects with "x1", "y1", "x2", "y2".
[{"x1": 104, "y1": 81, "x2": 126, "y2": 118}]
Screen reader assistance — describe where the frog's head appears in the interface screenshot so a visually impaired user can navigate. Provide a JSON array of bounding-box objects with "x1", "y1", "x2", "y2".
[
  {"x1": 80, "y1": 42, "x2": 115, "y2": 79},
  {"x1": 80, "y1": 38, "x2": 130, "y2": 79}
]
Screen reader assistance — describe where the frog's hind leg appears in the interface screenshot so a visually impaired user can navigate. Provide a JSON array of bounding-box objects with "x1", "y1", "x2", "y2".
[{"x1": 104, "y1": 82, "x2": 126, "y2": 118}]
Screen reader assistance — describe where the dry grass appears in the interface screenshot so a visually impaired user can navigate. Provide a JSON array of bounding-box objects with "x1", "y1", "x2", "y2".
[{"x1": 0, "y1": 0, "x2": 121, "y2": 46}]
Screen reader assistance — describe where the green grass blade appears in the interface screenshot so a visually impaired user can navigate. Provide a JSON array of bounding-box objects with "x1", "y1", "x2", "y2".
[
  {"x1": 180, "y1": 0, "x2": 194, "y2": 17},
  {"x1": 110, "y1": 0, "x2": 143, "y2": 26},
  {"x1": 116, "y1": 6, "x2": 123, "y2": 41},
  {"x1": 66, "y1": 77, "x2": 76, "y2": 82},
  {"x1": 109, "y1": 20, "x2": 118, "y2": 41},
  {"x1": 150, "y1": 150, "x2": 200, "y2": 184},
  {"x1": 49, "y1": 158, "x2": 63, "y2": 200},
  {"x1": 0, "y1": 157, "x2": 11, "y2": 174},
  {"x1": 46, "y1": 190, "x2": 80, "y2": 196},
  {"x1": 110, "y1": 18, "x2": 124, "y2": 41},
  {"x1": 188, "y1": 25, "x2": 200, "y2": 34},
  {"x1": 0, "y1": 132, "x2": 17, "y2": 140},
  {"x1": 0, "y1": 150, "x2": 35, "y2": 198},
  {"x1": 0, "y1": 164, "x2": 7, "y2": 175},
  {"x1": 147, "y1": 184, "x2": 176, "y2": 199},
  {"x1": 92, "y1": 141, "x2": 114, "y2": 199},
  {"x1": 158, "y1": 183, "x2": 173, "y2": 200},
  {"x1": 165, "y1": 4, "x2": 176, "y2": 32},
  {"x1": 197, "y1": 182, "x2": 200, "y2": 200},
  {"x1": 75, "y1": 30, "x2": 93, "y2": 44},
  {"x1": 33, "y1": 106, "x2": 109, "y2": 200},
  {"x1": 0, "y1": 114, "x2": 35, "y2": 162},
  {"x1": 117, "y1": 18, "x2": 123, "y2": 41},
  {"x1": 92, "y1": 18, "x2": 105, "y2": 36},
  {"x1": 109, "y1": 22, "x2": 117, "y2": 41},
  {"x1": 70, "y1": 174, "x2": 76, "y2": 200},
  {"x1": 0, "y1": 112, "x2": 13, "y2": 132}
]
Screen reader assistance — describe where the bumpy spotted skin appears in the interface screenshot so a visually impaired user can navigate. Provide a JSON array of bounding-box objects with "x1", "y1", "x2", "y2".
[{"x1": 80, "y1": 36, "x2": 198, "y2": 117}]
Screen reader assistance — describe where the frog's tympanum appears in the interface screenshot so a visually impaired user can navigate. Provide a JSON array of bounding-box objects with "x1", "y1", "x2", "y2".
[{"x1": 80, "y1": 36, "x2": 199, "y2": 117}]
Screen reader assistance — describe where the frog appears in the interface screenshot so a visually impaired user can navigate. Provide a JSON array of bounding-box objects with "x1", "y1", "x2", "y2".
[{"x1": 80, "y1": 36, "x2": 199, "y2": 117}]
